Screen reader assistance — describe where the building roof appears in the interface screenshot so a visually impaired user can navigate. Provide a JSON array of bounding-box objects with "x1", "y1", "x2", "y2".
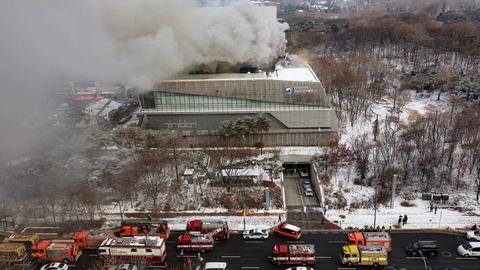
[{"x1": 162, "y1": 56, "x2": 319, "y2": 83}]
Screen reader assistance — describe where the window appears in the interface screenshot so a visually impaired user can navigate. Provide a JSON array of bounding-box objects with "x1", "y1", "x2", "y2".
[
  {"x1": 146, "y1": 249, "x2": 152, "y2": 252},
  {"x1": 131, "y1": 249, "x2": 137, "y2": 252}
]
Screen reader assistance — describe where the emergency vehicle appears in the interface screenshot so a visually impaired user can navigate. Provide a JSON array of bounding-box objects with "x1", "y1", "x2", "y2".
[
  {"x1": 98, "y1": 236, "x2": 166, "y2": 264},
  {"x1": 3, "y1": 233, "x2": 39, "y2": 249},
  {"x1": 176, "y1": 233, "x2": 214, "y2": 252},
  {"x1": 273, "y1": 222, "x2": 302, "y2": 240},
  {"x1": 0, "y1": 243, "x2": 27, "y2": 263},
  {"x1": 186, "y1": 220, "x2": 229, "y2": 240},
  {"x1": 271, "y1": 244, "x2": 315, "y2": 266},
  {"x1": 341, "y1": 244, "x2": 388, "y2": 267},
  {"x1": 32, "y1": 240, "x2": 82, "y2": 263},
  {"x1": 347, "y1": 232, "x2": 392, "y2": 252},
  {"x1": 115, "y1": 219, "x2": 170, "y2": 239},
  {"x1": 73, "y1": 230, "x2": 112, "y2": 249}
]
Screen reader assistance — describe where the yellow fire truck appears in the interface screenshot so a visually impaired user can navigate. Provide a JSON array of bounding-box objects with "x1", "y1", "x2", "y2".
[
  {"x1": 0, "y1": 243, "x2": 27, "y2": 263},
  {"x1": 341, "y1": 244, "x2": 388, "y2": 267}
]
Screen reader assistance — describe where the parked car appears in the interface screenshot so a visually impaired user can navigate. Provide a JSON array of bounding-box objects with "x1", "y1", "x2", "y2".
[
  {"x1": 40, "y1": 263, "x2": 69, "y2": 270},
  {"x1": 302, "y1": 179, "x2": 310, "y2": 185},
  {"x1": 457, "y1": 242, "x2": 480, "y2": 257},
  {"x1": 204, "y1": 262, "x2": 227, "y2": 270},
  {"x1": 285, "y1": 267, "x2": 314, "y2": 270},
  {"x1": 242, "y1": 228, "x2": 269, "y2": 240},
  {"x1": 273, "y1": 222, "x2": 301, "y2": 240},
  {"x1": 405, "y1": 241, "x2": 439, "y2": 256},
  {"x1": 466, "y1": 230, "x2": 480, "y2": 241},
  {"x1": 118, "y1": 264, "x2": 137, "y2": 270},
  {"x1": 304, "y1": 188, "x2": 314, "y2": 197},
  {"x1": 303, "y1": 183, "x2": 312, "y2": 190},
  {"x1": 299, "y1": 168, "x2": 309, "y2": 178}
]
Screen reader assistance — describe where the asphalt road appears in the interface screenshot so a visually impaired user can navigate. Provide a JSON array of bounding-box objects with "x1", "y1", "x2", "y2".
[{"x1": 28, "y1": 232, "x2": 477, "y2": 270}]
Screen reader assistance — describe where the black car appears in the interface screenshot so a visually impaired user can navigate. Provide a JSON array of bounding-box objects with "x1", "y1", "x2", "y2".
[{"x1": 405, "y1": 240, "x2": 439, "y2": 256}]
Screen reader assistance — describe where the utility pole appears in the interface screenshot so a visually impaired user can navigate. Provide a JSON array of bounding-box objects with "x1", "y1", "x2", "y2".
[
  {"x1": 391, "y1": 174, "x2": 397, "y2": 209},
  {"x1": 373, "y1": 185, "x2": 378, "y2": 228}
]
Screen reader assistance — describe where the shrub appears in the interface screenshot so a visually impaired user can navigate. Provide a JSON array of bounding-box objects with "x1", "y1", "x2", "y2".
[
  {"x1": 400, "y1": 200, "x2": 416, "y2": 207},
  {"x1": 401, "y1": 191, "x2": 416, "y2": 201}
]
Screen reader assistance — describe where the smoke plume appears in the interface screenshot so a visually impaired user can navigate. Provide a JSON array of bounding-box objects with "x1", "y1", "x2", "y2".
[{"x1": 0, "y1": 0, "x2": 288, "y2": 161}]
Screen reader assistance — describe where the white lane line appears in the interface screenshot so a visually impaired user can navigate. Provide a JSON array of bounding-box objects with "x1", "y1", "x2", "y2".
[
  {"x1": 456, "y1": 257, "x2": 478, "y2": 260},
  {"x1": 286, "y1": 241, "x2": 304, "y2": 244},
  {"x1": 176, "y1": 255, "x2": 198, "y2": 258},
  {"x1": 405, "y1": 257, "x2": 424, "y2": 259},
  {"x1": 316, "y1": 256, "x2": 333, "y2": 259},
  {"x1": 222, "y1": 255, "x2": 241, "y2": 258},
  {"x1": 328, "y1": 240, "x2": 345, "y2": 243},
  {"x1": 244, "y1": 241, "x2": 264, "y2": 244},
  {"x1": 89, "y1": 254, "x2": 98, "y2": 257}
]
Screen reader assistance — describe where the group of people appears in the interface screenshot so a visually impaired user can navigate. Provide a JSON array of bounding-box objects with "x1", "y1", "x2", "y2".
[{"x1": 398, "y1": 214, "x2": 408, "y2": 226}]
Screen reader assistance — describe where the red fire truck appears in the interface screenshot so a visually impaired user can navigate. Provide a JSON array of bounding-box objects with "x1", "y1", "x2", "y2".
[
  {"x1": 186, "y1": 220, "x2": 229, "y2": 240},
  {"x1": 31, "y1": 240, "x2": 82, "y2": 263},
  {"x1": 347, "y1": 232, "x2": 392, "y2": 252},
  {"x1": 176, "y1": 233, "x2": 214, "y2": 252},
  {"x1": 73, "y1": 230, "x2": 112, "y2": 249},
  {"x1": 271, "y1": 244, "x2": 316, "y2": 266},
  {"x1": 115, "y1": 219, "x2": 170, "y2": 239},
  {"x1": 98, "y1": 236, "x2": 166, "y2": 264}
]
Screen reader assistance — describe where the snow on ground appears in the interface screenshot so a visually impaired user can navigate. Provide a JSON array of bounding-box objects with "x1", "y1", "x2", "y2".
[
  {"x1": 102, "y1": 212, "x2": 284, "y2": 231},
  {"x1": 326, "y1": 197, "x2": 480, "y2": 230},
  {"x1": 327, "y1": 90, "x2": 480, "y2": 230}
]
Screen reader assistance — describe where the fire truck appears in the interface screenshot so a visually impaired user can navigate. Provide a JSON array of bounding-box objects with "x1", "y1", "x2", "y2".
[
  {"x1": 341, "y1": 244, "x2": 388, "y2": 267},
  {"x1": 73, "y1": 230, "x2": 112, "y2": 249},
  {"x1": 3, "y1": 233, "x2": 39, "y2": 249},
  {"x1": 347, "y1": 232, "x2": 392, "y2": 252},
  {"x1": 31, "y1": 240, "x2": 82, "y2": 263},
  {"x1": 115, "y1": 219, "x2": 170, "y2": 239},
  {"x1": 176, "y1": 233, "x2": 214, "y2": 252},
  {"x1": 98, "y1": 236, "x2": 166, "y2": 264},
  {"x1": 186, "y1": 220, "x2": 229, "y2": 240},
  {"x1": 0, "y1": 243, "x2": 27, "y2": 263},
  {"x1": 271, "y1": 244, "x2": 316, "y2": 266}
]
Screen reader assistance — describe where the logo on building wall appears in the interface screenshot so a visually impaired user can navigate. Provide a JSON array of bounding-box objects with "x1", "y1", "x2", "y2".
[
  {"x1": 283, "y1": 87, "x2": 313, "y2": 95},
  {"x1": 284, "y1": 87, "x2": 293, "y2": 95}
]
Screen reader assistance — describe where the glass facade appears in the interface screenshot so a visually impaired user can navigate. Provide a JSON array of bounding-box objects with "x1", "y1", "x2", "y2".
[{"x1": 140, "y1": 91, "x2": 323, "y2": 113}]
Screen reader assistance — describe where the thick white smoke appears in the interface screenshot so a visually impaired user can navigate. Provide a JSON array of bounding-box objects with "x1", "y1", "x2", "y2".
[{"x1": 0, "y1": 0, "x2": 288, "y2": 161}]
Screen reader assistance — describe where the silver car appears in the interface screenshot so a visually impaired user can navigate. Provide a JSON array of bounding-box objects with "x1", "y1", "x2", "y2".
[
  {"x1": 242, "y1": 228, "x2": 269, "y2": 240},
  {"x1": 304, "y1": 188, "x2": 314, "y2": 197},
  {"x1": 466, "y1": 230, "x2": 480, "y2": 241}
]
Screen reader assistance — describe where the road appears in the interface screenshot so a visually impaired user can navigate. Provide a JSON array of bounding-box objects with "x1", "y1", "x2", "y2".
[{"x1": 28, "y1": 232, "x2": 476, "y2": 270}]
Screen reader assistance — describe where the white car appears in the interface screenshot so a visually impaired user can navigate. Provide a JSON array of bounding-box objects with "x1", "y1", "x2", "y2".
[
  {"x1": 304, "y1": 188, "x2": 314, "y2": 197},
  {"x1": 299, "y1": 168, "x2": 309, "y2": 178},
  {"x1": 118, "y1": 264, "x2": 137, "y2": 270},
  {"x1": 285, "y1": 267, "x2": 314, "y2": 270},
  {"x1": 204, "y1": 262, "x2": 227, "y2": 270},
  {"x1": 466, "y1": 230, "x2": 480, "y2": 241},
  {"x1": 40, "y1": 263, "x2": 69, "y2": 270},
  {"x1": 242, "y1": 228, "x2": 269, "y2": 239},
  {"x1": 457, "y1": 242, "x2": 480, "y2": 257}
]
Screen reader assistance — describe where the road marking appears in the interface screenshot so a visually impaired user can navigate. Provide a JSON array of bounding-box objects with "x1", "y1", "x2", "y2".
[
  {"x1": 316, "y1": 256, "x2": 333, "y2": 259},
  {"x1": 328, "y1": 240, "x2": 345, "y2": 243},
  {"x1": 287, "y1": 240, "x2": 304, "y2": 243},
  {"x1": 405, "y1": 257, "x2": 424, "y2": 259},
  {"x1": 222, "y1": 255, "x2": 241, "y2": 258},
  {"x1": 89, "y1": 254, "x2": 98, "y2": 257},
  {"x1": 456, "y1": 257, "x2": 478, "y2": 260},
  {"x1": 244, "y1": 241, "x2": 263, "y2": 244},
  {"x1": 267, "y1": 256, "x2": 272, "y2": 259},
  {"x1": 176, "y1": 255, "x2": 198, "y2": 258},
  {"x1": 241, "y1": 267, "x2": 260, "y2": 269}
]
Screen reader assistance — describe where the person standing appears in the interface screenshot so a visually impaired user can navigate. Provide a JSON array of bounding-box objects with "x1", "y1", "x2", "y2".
[
  {"x1": 403, "y1": 215, "x2": 408, "y2": 225},
  {"x1": 434, "y1": 205, "x2": 438, "y2": 214},
  {"x1": 430, "y1": 203, "x2": 433, "y2": 212},
  {"x1": 398, "y1": 215, "x2": 403, "y2": 226}
]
